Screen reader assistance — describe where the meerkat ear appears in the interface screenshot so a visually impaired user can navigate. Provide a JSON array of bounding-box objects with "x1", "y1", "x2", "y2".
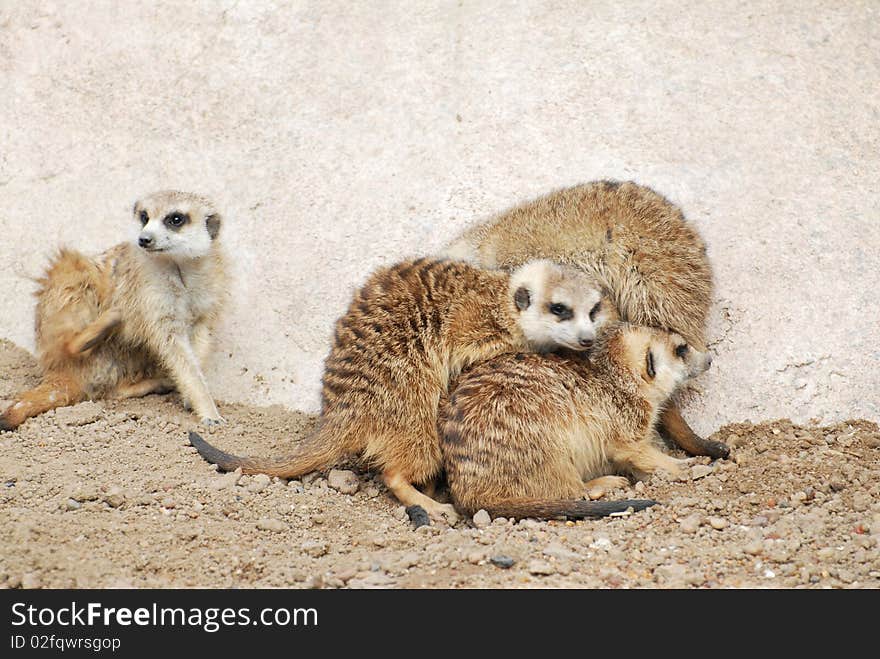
[
  {"x1": 205, "y1": 213, "x2": 221, "y2": 240},
  {"x1": 645, "y1": 349, "x2": 656, "y2": 380},
  {"x1": 514, "y1": 286, "x2": 531, "y2": 311}
]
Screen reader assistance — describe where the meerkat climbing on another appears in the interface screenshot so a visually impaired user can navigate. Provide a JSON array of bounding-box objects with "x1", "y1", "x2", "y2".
[
  {"x1": 442, "y1": 180, "x2": 728, "y2": 459},
  {"x1": 0, "y1": 190, "x2": 228, "y2": 430},
  {"x1": 439, "y1": 322, "x2": 712, "y2": 520},
  {"x1": 190, "y1": 257, "x2": 609, "y2": 524}
]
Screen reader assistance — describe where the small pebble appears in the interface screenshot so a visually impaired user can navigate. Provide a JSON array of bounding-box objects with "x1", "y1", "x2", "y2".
[
  {"x1": 743, "y1": 541, "x2": 764, "y2": 556},
  {"x1": 21, "y1": 573, "x2": 41, "y2": 589},
  {"x1": 528, "y1": 559, "x2": 555, "y2": 576},
  {"x1": 301, "y1": 540, "x2": 329, "y2": 557},
  {"x1": 327, "y1": 469, "x2": 359, "y2": 495},
  {"x1": 490, "y1": 555, "x2": 515, "y2": 569},
  {"x1": 256, "y1": 518, "x2": 286, "y2": 533},
  {"x1": 707, "y1": 516, "x2": 729, "y2": 530},
  {"x1": 472, "y1": 509, "x2": 491, "y2": 529},
  {"x1": 247, "y1": 474, "x2": 271, "y2": 493},
  {"x1": 691, "y1": 465, "x2": 713, "y2": 480},
  {"x1": 679, "y1": 514, "x2": 702, "y2": 534}
]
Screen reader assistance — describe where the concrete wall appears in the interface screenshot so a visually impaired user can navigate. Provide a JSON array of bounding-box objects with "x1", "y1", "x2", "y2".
[{"x1": 1, "y1": 1, "x2": 877, "y2": 436}]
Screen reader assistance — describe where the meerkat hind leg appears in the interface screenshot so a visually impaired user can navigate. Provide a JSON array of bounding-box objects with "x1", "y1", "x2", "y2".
[
  {"x1": 384, "y1": 469, "x2": 459, "y2": 525},
  {"x1": 65, "y1": 309, "x2": 123, "y2": 355},
  {"x1": 112, "y1": 378, "x2": 175, "y2": 400},
  {"x1": 660, "y1": 404, "x2": 729, "y2": 459},
  {"x1": 613, "y1": 443, "x2": 693, "y2": 481},
  {"x1": 584, "y1": 475, "x2": 630, "y2": 494}
]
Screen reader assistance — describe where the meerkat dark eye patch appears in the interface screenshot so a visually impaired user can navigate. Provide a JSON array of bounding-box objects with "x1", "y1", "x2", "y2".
[
  {"x1": 514, "y1": 286, "x2": 531, "y2": 311},
  {"x1": 589, "y1": 300, "x2": 601, "y2": 321},
  {"x1": 163, "y1": 212, "x2": 189, "y2": 230},
  {"x1": 675, "y1": 343, "x2": 689, "y2": 359},
  {"x1": 548, "y1": 303, "x2": 573, "y2": 320},
  {"x1": 205, "y1": 213, "x2": 221, "y2": 240},
  {"x1": 139, "y1": 210, "x2": 149, "y2": 225},
  {"x1": 646, "y1": 349, "x2": 656, "y2": 379}
]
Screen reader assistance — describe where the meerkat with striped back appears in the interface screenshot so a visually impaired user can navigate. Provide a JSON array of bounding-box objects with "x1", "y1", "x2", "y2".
[
  {"x1": 442, "y1": 180, "x2": 728, "y2": 459},
  {"x1": 439, "y1": 322, "x2": 712, "y2": 520},
  {"x1": 190, "y1": 257, "x2": 612, "y2": 524}
]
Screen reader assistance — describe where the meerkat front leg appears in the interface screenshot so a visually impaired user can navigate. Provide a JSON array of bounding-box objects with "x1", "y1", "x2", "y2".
[
  {"x1": 190, "y1": 321, "x2": 215, "y2": 368},
  {"x1": 159, "y1": 335, "x2": 224, "y2": 425},
  {"x1": 179, "y1": 321, "x2": 215, "y2": 411}
]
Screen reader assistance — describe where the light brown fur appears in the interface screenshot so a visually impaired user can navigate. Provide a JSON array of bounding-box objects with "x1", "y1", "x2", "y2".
[
  {"x1": 443, "y1": 180, "x2": 728, "y2": 459},
  {"x1": 190, "y1": 257, "x2": 604, "y2": 523},
  {"x1": 439, "y1": 322, "x2": 712, "y2": 520},
  {"x1": 0, "y1": 191, "x2": 228, "y2": 430}
]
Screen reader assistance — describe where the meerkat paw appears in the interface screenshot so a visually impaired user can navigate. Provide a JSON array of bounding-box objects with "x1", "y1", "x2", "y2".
[
  {"x1": 584, "y1": 475, "x2": 630, "y2": 498},
  {"x1": 427, "y1": 502, "x2": 460, "y2": 526},
  {"x1": 661, "y1": 457, "x2": 695, "y2": 480},
  {"x1": 200, "y1": 415, "x2": 226, "y2": 426}
]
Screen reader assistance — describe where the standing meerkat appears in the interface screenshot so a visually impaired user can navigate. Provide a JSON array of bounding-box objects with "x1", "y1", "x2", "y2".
[
  {"x1": 442, "y1": 180, "x2": 728, "y2": 459},
  {"x1": 190, "y1": 257, "x2": 610, "y2": 523},
  {"x1": 0, "y1": 190, "x2": 228, "y2": 430},
  {"x1": 439, "y1": 322, "x2": 712, "y2": 520}
]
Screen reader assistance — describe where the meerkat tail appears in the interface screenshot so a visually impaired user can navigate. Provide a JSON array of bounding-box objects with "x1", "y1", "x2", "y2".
[
  {"x1": 188, "y1": 426, "x2": 345, "y2": 478},
  {"x1": 0, "y1": 375, "x2": 84, "y2": 431},
  {"x1": 480, "y1": 498, "x2": 658, "y2": 521}
]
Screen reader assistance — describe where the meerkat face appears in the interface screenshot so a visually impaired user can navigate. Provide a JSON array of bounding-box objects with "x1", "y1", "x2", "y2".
[
  {"x1": 132, "y1": 190, "x2": 221, "y2": 260},
  {"x1": 508, "y1": 259, "x2": 608, "y2": 352},
  {"x1": 621, "y1": 326, "x2": 712, "y2": 397}
]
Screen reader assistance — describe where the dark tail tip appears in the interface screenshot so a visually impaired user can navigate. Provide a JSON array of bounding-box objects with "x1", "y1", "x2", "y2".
[
  {"x1": 575, "y1": 498, "x2": 659, "y2": 518},
  {"x1": 188, "y1": 430, "x2": 240, "y2": 471},
  {"x1": 0, "y1": 415, "x2": 16, "y2": 432},
  {"x1": 405, "y1": 505, "x2": 431, "y2": 529}
]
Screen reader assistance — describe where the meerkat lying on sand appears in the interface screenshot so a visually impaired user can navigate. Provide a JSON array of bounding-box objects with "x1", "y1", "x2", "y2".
[
  {"x1": 439, "y1": 322, "x2": 712, "y2": 520},
  {"x1": 0, "y1": 190, "x2": 228, "y2": 430},
  {"x1": 190, "y1": 257, "x2": 609, "y2": 523},
  {"x1": 443, "y1": 180, "x2": 727, "y2": 459}
]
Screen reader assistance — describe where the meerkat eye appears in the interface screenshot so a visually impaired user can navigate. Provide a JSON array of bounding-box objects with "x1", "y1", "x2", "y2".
[
  {"x1": 675, "y1": 344, "x2": 689, "y2": 359},
  {"x1": 548, "y1": 303, "x2": 573, "y2": 320},
  {"x1": 589, "y1": 300, "x2": 601, "y2": 321},
  {"x1": 164, "y1": 212, "x2": 187, "y2": 228},
  {"x1": 646, "y1": 349, "x2": 656, "y2": 379},
  {"x1": 139, "y1": 210, "x2": 149, "y2": 225}
]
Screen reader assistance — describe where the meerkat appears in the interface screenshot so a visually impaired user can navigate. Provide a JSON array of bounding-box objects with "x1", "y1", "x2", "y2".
[
  {"x1": 442, "y1": 180, "x2": 728, "y2": 459},
  {"x1": 439, "y1": 322, "x2": 712, "y2": 520},
  {"x1": 0, "y1": 190, "x2": 228, "y2": 430},
  {"x1": 190, "y1": 257, "x2": 610, "y2": 523}
]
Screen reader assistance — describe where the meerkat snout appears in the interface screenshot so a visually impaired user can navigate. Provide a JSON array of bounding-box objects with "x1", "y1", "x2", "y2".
[{"x1": 508, "y1": 259, "x2": 610, "y2": 352}]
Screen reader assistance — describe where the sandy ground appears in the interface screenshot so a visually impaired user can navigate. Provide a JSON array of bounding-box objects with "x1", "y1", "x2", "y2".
[{"x1": 1, "y1": 339, "x2": 878, "y2": 589}]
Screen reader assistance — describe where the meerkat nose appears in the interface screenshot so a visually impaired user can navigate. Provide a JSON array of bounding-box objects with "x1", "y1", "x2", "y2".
[
  {"x1": 705, "y1": 353, "x2": 713, "y2": 369},
  {"x1": 578, "y1": 337, "x2": 594, "y2": 348},
  {"x1": 138, "y1": 236, "x2": 154, "y2": 248}
]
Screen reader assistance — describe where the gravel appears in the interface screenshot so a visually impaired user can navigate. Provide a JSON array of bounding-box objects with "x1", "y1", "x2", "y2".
[{"x1": 1, "y1": 339, "x2": 878, "y2": 589}]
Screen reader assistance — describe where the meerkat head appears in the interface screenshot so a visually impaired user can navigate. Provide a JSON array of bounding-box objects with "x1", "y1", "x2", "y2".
[
  {"x1": 132, "y1": 190, "x2": 222, "y2": 260},
  {"x1": 602, "y1": 323, "x2": 712, "y2": 403},
  {"x1": 508, "y1": 259, "x2": 612, "y2": 352}
]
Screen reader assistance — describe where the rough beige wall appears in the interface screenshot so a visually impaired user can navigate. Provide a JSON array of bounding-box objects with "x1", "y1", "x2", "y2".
[{"x1": 1, "y1": 1, "x2": 878, "y2": 436}]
